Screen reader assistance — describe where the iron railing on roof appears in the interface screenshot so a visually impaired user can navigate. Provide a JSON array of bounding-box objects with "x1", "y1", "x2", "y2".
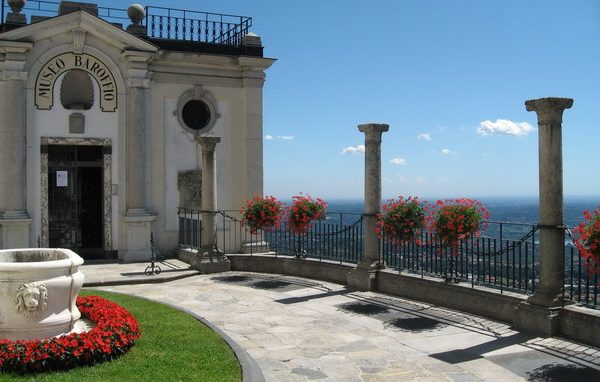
[
  {"x1": 145, "y1": 6, "x2": 252, "y2": 46},
  {"x1": 1, "y1": 1, "x2": 252, "y2": 46}
]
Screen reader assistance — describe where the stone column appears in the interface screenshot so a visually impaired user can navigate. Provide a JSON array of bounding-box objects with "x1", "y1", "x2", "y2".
[
  {"x1": 348, "y1": 123, "x2": 389, "y2": 291},
  {"x1": 191, "y1": 136, "x2": 230, "y2": 273},
  {"x1": 0, "y1": 42, "x2": 33, "y2": 249},
  {"x1": 121, "y1": 51, "x2": 156, "y2": 261},
  {"x1": 514, "y1": 97, "x2": 573, "y2": 336}
]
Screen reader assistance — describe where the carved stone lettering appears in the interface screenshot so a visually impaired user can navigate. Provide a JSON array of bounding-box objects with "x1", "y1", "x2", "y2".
[{"x1": 35, "y1": 52, "x2": 117, "y2": 112}]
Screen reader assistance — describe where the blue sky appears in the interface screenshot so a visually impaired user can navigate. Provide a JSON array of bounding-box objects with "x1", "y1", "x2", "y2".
[{"x1": 112, "y1": 0, "x2": 599, "y2": 200}]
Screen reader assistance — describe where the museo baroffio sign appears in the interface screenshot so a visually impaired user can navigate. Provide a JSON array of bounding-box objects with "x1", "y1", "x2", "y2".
[{"x1": 35, "y1": 52, "x2": 117, "y2": 112}]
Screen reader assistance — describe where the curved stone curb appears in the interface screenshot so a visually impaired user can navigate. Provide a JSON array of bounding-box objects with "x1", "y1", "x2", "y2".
[
  {"x1": 91, "y1": 289, "x2": 265, "y2": 382},
  {"x1": 83, "y1": 270, "x2": 200, "y2": 287}
]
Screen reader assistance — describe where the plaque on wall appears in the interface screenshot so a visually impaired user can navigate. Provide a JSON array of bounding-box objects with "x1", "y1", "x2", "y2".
[{"x1": 178, "y1": 170, "x2": 202, "y2": 209}]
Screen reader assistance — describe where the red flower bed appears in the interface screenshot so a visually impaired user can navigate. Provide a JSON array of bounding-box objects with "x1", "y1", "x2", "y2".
[
  {"x1": 288, "y1": 195, "x2": 327, "y2": 235},
  {"x1": 0, "y1": 295, "x2": 141, "y2": 374},
  {"x1": 241, "y1": 196, "x2": 284, "y2": 234},
  {"x1": 575, "y1": 208, "x2": 600, "y2": 274}
]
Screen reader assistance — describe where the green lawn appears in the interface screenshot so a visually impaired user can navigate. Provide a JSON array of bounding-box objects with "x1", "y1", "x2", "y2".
[{"x1": 1, "y1": 290, "x2": 241, "y2": 382}]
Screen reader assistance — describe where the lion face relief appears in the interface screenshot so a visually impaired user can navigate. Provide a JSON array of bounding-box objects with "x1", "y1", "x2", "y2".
[{"x1": 14, "y1": 283, "x2": 49, "y2": 316}]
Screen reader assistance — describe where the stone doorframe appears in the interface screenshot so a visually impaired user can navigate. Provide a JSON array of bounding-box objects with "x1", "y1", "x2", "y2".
[{"x1": 40, "y1": 137, "x2": 112, "y2": 250}]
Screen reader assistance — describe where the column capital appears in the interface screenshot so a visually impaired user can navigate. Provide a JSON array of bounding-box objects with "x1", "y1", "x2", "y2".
[
  {"x1": 525, "y1": 97, "x2": 573, "y2": 125},
  {"x1": 358, "y1": 123, "x2": 389, "y2": 140},
  {"x1": 196, "y1": 136, "x2": 221, "y2": 151}
]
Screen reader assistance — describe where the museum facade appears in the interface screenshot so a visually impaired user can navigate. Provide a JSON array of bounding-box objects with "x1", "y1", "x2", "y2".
[{"x1": 0, "y1": 1, "x2": 274, "y2": 261}]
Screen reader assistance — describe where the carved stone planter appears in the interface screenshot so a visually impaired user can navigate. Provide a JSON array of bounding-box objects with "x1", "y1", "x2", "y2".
[{"x1": 0, "y1": 248, "x2": 84, "y2": 341}]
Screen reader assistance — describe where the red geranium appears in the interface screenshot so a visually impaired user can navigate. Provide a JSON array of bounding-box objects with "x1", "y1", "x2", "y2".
[
  {"x1": 574, "y1": 208, "x2": 600, "y2": 274},
  {"x1": 241, "y1": 196, "x2": 284, "y2": 234},
  {"x1": 0, "y1": 296, "x2": 141, "y2": 374},
  {"x1": 288, "y1": 195, "x2": 327, "y2": 235},
  {"x1": 376, "y1": 196, "x2": 425, "y2": 244},
  {"x1": 426, "y1": 198, "x2": 490, "y2": 253}
]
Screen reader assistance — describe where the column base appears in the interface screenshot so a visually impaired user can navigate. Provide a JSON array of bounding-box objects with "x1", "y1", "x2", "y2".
[
  {"x1": 191, "y1": 246, "x2": 231, "y2": 273},
  {"x1": 526, "y1": 286, "x2": 564, "y2": 308},
  {"x1": 347, "y1": 267, "x2": 379, "y2": 292},
  {"x1": 513, "y1": 301, "x2": 561, "y2": 337},
  {"x1": 121, "y1": 211, "x2": 156, "y2": 262},
  {"x1": 0, "y1": 214, "x2": 32, "y2": 249}
]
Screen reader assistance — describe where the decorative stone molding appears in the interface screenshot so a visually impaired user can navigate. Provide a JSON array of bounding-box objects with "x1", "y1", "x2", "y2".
[
  {"x1": 40, "y1": 137, "x2": 112, "y2": 250},
  {"x1": 176, "y1": 86, "x2": 220, "y2": 135},
  {"x1": 15, "y1": 282, "x2": 48, "y2": 317},
  {"x1": 72, "y1": 27, "x2": 86, "y2": 54},
  {"x1": 178, "y1": 170, "x2": 202, "y2": 209}
]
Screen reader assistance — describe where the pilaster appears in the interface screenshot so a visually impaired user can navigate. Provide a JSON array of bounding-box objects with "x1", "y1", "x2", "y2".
[
  {"x1": 0, "y1": 42, "x2": 33, "y2": 248},
  {"x1": 120, "y1": 50, "x2": 158, "y2": 261}
]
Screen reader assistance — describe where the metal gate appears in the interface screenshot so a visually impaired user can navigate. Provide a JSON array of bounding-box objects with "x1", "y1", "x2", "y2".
[{"x1": 48, "y1": 145, "x2": 104, "y2": 258}]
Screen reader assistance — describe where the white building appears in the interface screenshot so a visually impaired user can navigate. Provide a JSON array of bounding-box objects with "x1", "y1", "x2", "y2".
[{"x1": 0, "y1": 1, "x2": 274, "y2": 261}]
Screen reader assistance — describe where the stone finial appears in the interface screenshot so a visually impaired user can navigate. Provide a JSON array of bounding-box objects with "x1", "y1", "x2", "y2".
[
  {"x1": 126, "y1": 4, "x2": 147, "y2": 36},
  {"x1": 525, "y1": 97, "x2": 573, "y2": 125},
  {"x1": 8, "y1": 0, "x2": 26, "y2": 13},
  {"x1": 196, "y1": 136, "x2": 221, "y2": 151},
  {"x1": 6, "y1": 0, "x2": 27, "y2": 24},
  {"x1": 127, "y1": 4, "x2": 145, "y2": 26}
]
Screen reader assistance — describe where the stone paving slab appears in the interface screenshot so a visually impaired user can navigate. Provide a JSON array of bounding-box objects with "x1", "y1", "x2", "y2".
[{"x1": 89, "y1": 271, "x2": 600, "y2": 381}]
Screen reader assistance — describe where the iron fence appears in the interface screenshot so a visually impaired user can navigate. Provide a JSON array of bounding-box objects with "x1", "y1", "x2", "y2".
[
  {"x1": 176, "y1": 208, "x2": 599, "y2": 309},
  {"x1": 145, "y1": 6, "x2": 251, "y2": 46},
  {"x1": 382, "y1": 222, "x2": 539, "y2": 294}
]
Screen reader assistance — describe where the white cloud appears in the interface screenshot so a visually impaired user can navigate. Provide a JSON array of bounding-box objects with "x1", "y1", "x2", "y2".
[
  {"x1": 390, "y1": 157, "x2": 407, "y2": 165},
  {"x1": 341, "y1": 145, "x2": 365, "y2": 154},
  {"x1": 417, "y1": 133, "x2": 432, "y2": 141},
  {"x1": 441, "y1": 148, "x2": 456, "y2": 156},
  {"x1": 477, "y1": 119, "x2": 535, "y2": 136},
  {"x1": 265, "y1": 135, "x2": 295, "y2": 141},
  {"x1": 398, "y1": 175, "x2": 426, "y2": 184}
]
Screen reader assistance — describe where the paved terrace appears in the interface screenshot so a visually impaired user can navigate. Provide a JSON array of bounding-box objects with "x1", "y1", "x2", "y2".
[{"x1": 83, "y1": 260, "x2": 600, "y2": 382}]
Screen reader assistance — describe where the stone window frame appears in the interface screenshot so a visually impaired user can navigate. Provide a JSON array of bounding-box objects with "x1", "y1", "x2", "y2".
[{"x1": 175, "y1": 86, "x2": 219, "y2": 135}]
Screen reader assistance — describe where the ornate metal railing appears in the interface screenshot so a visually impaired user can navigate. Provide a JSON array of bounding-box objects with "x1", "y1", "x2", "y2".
[
  {"x1": 145, "y1": 6, "x2": 251, "y2": 46},
  {"x1": 1, "y1": 1, "x2": 252, "y2": 46},
  {"x1": 177, "y1": 207, "x2": 599, "y2": 309},
  {"x1": 1, "y1": 0, "x2": 130, "y2": 26}
]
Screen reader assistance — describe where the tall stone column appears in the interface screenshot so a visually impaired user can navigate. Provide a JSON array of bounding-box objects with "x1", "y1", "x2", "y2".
[
  {"x1": 348, "y1": 123, "x2": 389, "y2": 291},
  {"x1": 514, "y1": 97, "x2": 573, "y2": 336},
  {"x1": 191, "y1": 136, "x2": 230, "y2": 273},
  {"x1": 121, "y1": 50, "x2": 157, "y2": 261},
  {"x1": 0, "y1": 42, "x2": 33, "y2": 249}
]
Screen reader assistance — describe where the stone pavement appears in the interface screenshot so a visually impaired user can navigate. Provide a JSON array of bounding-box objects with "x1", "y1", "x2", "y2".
[{"x1": 88, "y1": 270, "x2": 600, "y2": 381}]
